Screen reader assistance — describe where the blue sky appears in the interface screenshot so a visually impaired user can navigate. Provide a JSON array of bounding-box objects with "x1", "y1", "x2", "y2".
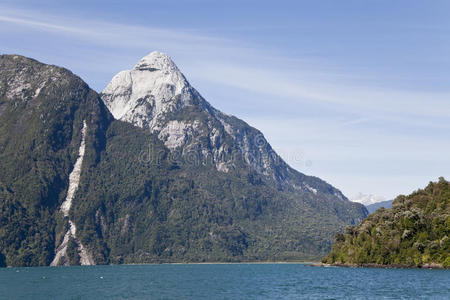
[{"x1": 1, "y1": 0, "x2": 449, "y2": 201}]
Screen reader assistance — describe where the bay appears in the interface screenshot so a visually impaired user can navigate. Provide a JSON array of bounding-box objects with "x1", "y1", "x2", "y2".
[{"x1": 1, "y1": 263, "x2": 449, "y2": 299}]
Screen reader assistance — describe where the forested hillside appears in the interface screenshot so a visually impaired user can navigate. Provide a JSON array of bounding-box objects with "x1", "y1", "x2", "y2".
[
  {"x1": 0, "y1": 55, "x2": 367, "y2": 266},
  {"x1": 323, "y1": 178, "x2": 450, "y2": 268}
]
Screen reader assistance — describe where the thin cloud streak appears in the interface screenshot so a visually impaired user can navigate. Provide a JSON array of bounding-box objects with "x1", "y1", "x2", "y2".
[
  {"x1": 0, "y1": 15, "x2": 86, "y2": 34},
  {"x1": 2, "y1": 5, "x2": 448, "y2": 122},
  {"x1": 1, "y1": 4, "x2": 448, "y2": 200},
  {"x1": 192, "y1": 61, "x2": 450, "y2": 120},
  {"x1": 0, "y1": 6, "x2": 240, "y2": 51}
]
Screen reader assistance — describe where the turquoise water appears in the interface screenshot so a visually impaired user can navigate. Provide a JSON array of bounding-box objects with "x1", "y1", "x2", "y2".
[{"x1": 1, "y1": 263, "x2": 449, "y2": 299}]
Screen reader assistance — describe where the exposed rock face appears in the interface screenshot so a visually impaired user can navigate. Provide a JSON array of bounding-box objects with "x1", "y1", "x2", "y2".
[
  {"x1": 0, "y1": 54, "x2": 368, "y2": 266},
  {"x1": 102, "y1": 52, "x2": 234, "y2": 173},
  {"x1": 60, "y1": 121, "x2": 88, "y2": 217},
  {"x1": 101, "y1": 52, "x2": 350, "y2": 201},
  {"x1": 51, "y1": 121, "x2": 94, "y2": 266},
  {"x1": 0, "y1": 54, "x2": 110, "y2": 267},
  {"x1": 50, "y1": 220, "x2": 94, "y2": 266},
  {"x1": 102, "y1": 52, "x2": 192, "y2": 131}
]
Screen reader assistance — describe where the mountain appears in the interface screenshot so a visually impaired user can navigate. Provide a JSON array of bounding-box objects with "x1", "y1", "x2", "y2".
[
  {"x1": 323, "y1": 178, "x2": 450, "y2": 268},
  {"x1": 0, "y1": 53, "x2": 367, "y2": 267},
  {"x1": 101, "y1": 51, "x2": 359, "y2": 208},
  {"x1": 0, "y1": 54, "x2": 112, "y2": 266},
  {"x1": 366, "y1": 200, "x2": 393, "y2": 214},
  {"x1": 99, "y1": 52, "x2": 368, "y2": 258},
  {"x1": 350, "y1": 193, "x2": 386, "y2": 206}
]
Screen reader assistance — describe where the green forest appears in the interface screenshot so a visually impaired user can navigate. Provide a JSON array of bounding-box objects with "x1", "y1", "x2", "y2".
[
  {"x1": 323, "y1": 178, "x2": 450, "y2": 268},
  {"x1": 0, "y1": 55, "x2": 368, "y2": 267}
]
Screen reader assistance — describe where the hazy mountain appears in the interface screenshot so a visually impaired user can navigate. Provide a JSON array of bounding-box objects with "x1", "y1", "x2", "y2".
[
  {"x1": 350, "y1": 193, "x2": 392, "y2": 214},
  {"x1": 323, "y1": 177, "x2": 450, "y2": 268},
  {"x1": 366, "y1": 200, "x2": 393, "y2": 214},
  {"x1": 0, "y1": 54, "x2": 367, "y2": 267},
  {"x1": 350, "y1": 193, "x2": 387, "y2": 206}
]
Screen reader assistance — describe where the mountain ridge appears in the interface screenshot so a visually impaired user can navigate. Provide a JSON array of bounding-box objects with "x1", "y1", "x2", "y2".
[
  {"x1": 0, "y1": 53, "x2": 367, "y2": 266},
  {"x1": 366, "y1": 200, "x2": 393, "y2": 214},
  {"x1": 101, "y1": 51, "x2": 350, "y2": 203}
]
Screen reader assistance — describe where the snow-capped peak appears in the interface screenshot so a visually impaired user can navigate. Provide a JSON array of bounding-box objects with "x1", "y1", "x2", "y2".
[
  {"x1": 350, "y1": 193, "x2": 386, "y2": 206},
  {"x1": 101, "y1": 51, "x2": 192, "y2": 131},
  {"x1": 133, "y1": 51, "x2": 179, "y2": 73},
  {"x1": 100, "y1": 51, "x2": 351, "y2": 196}
]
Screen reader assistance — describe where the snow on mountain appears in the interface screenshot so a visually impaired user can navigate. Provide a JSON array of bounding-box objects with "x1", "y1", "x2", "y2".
[
  {"x1": 100, "y1": 51, "x2": 351, "y2": 200},
  {"x1": 0, "y1": 54, "x2": 370, "y2": 266},
  {"x1": 350, "y1": 192, "x2": 386, "y2": 206},
  {"x1": 102, "y1": 51, "x2": 193, "y2": 131}
]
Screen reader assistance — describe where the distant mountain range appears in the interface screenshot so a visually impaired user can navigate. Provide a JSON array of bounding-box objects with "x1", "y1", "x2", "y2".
[
  {"x1": 0, "y1": 53, "x2": 367, "y2": 267},
  {"x1": 350, "y1": 192, "x2": 392, "y2": 213},
  {"x1": 350, "y1": 192, "x2": 387, "y2": 206},
  {"x1": 365, "y1": 200, "x2": 393, "y2": 214}
]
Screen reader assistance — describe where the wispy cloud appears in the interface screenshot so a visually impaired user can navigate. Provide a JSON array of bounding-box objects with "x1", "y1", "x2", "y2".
[
  {"x1": 0, "y1": 15, "x2": 86, "y2": 34},
  {"x1": 191, "y1": 61, "x2": 450, "y2": 120},
  {"x1": 1, "y1": 4, "x2": 448, "y2": 200},
  {"x1": 2, "y1": 5, "x2": 448, "y2": 121},
  {"x1": 0, "y1": 6, "x2": 250, "y2": 54}
]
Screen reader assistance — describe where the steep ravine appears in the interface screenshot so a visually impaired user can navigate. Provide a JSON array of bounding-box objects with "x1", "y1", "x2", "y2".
[
  {"x1": 0, "y1": 54, "x2": 368, "y2": 266},
  {"x1": 51, "y1": 121, "x2": 94, "y2": 266}
]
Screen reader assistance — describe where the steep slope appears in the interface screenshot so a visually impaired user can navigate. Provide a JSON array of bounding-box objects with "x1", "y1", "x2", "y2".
[
  {"x1": 94, "y1": 51, "x2": 368, "y2": 262},
  {"x1": 101, "y1": 52, "x2": 365, "y2": 220},
  {"x1": 0, "y1": 54, "x2": 367, "y2": 266},
  {"x1": 0, "y1": 55, "x2": 111, "y2": 266},
  {"x1": 323, "y1": 178, "x2": 450, "y2": 268},
  {"x1": 50, "y1": 120, "x2": 95, "y2": 266}
]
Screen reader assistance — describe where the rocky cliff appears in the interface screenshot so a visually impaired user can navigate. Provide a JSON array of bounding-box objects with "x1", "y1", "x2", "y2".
[{"x1": 0, "y1": 54, "x2": 367, "y2": 266}]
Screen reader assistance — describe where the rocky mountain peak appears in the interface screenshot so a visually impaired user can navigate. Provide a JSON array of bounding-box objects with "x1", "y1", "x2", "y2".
[
  {"x1": 101, "y1": 52, "x2": 191, "y2": 130},
  {"x1": 101, "y1": 51, "x2": 351, "y2": 202},
  {"x1": 0, "y1": 54, "x2": 369, "y2": 267},
  {"x1": 133, "y1": 51, "x2": 180, "y2": 73}
]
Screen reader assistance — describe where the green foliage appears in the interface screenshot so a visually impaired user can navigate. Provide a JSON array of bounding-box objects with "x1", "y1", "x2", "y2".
[
  {"x1": 66, "y1": 236, "x2": 80, "y2": 265},
  {"x1": 0, "y1": 55, "x2": 367, "y2": 266},
  {"x1": 323, "y1": 178, "x2": 450, "y2": 268},
  {"x1": 0, "y1": 55, "x2": 111, "y2": 266}
]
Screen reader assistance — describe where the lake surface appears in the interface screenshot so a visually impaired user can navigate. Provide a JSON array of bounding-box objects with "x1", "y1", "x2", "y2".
[{"x1": 1, "y1": 263, "x2": 449, "y2": 299}]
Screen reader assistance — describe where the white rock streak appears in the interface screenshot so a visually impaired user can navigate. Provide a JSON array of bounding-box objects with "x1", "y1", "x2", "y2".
[
  {"x1": 305, "y1": 184, "x2": 318, "y2": 195},
  {"x1": 60, "y1": 121, "x2": 87, "y2": 216},
  {"x1": 50, "y1": 225, "x2": 72, "y2": 266},
  {"x1": 51, "y1": 121, "x2": 94, "y2": 266},
  {"x1": 69, "y1": 221, "x2": 95, "y2": 265}
]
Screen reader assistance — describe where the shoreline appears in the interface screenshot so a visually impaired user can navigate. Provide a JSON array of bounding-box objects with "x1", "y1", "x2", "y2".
[
  {"x1": 5, "y1": 261, "x2": 449, "y2": 269},
  {"x1": 102, "y1": 260, "x2": 318, "y2": 267},
  {"x1": 4, "y1": 260, "x2": 320, "y2": 269},
  {"x1": 309, "y1": 262, "x2": 447, "y2": 270}
]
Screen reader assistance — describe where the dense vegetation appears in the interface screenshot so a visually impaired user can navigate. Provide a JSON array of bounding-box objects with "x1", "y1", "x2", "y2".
[
  {"x1": 323, "y1": 178, "x2": 450, "y2": 268},
  {"x1": 0, "y1": 55, "x2": 367, "y2": 266},
  {"x1": 70, "y1": 120, "x2": 367, "y2": 264},
  {"x1": 0, "y1": 55, "x2": 110, "y2": 266}
]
